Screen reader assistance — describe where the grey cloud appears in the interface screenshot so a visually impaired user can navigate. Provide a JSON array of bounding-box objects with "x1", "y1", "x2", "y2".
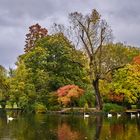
[
  {"x1": 0, "y1": 44, "x2": 22, "y2": 68},
  {"x1": 0, "y1": 0, "x2": 140, "y2": 68},
  {"x1": 0, "y1": 0, "x2": 66, "y2": 22}
]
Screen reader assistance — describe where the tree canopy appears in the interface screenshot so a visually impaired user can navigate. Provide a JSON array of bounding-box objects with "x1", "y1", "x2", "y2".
[
  {"x1": 1, "y1": 9, "x2": 140, "y2": 112},
  {"x1": 22, "y1": 33, "x2": 88, "y2": 91}
]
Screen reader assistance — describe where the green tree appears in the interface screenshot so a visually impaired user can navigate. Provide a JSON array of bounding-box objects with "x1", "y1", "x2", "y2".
[
  {"x1": 22, "y1": 33, "x2": 88, "y2": 91},
  {"x1": 0, "y1": 65, "x2": 9, "y2": 108},
  {"x1": 110, "y1": 64, "x2": 140, "y2": 105},
  {"x1": 9, "y1": 60, "x2": 36, "y2": 111},
  {"x1": 99, "y1": 44, "x2": 140, "y2": 104}
]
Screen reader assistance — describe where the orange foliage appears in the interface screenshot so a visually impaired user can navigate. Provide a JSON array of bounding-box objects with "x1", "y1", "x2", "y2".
[
  {"x1": 133, "y1": 55, "x2": 140, "y2": 64},
  {"x1": 57, "y1": 85, "x2": 84, "y2": 106},
  {"x1": 108, "y1": 92, "x2": 124, "y2": 102}
]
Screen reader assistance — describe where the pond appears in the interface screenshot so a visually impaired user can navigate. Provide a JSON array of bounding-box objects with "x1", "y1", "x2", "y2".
[{"x1": 0, "y1": 111, "x2": 140, "y2": 140}]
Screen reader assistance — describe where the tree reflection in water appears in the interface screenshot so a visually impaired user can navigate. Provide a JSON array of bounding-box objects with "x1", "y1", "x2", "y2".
[
  {"x1": 56, "y1": 115, "x2": 104, "y2": 140},
  {"x1": 94, "y1": 115, "x2": 103, "y2": 140},
  {"x1": 58, "y1": 123, "x2": 81, "y2": 140},
  {"x1": 0, "y1": 112, "x2": 140, "y2": 140}
]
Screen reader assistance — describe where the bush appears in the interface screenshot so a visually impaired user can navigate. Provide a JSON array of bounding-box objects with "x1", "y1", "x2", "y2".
[
  {"x1": 78, "y1": 90, "x2": 95, "y2": 107},
  {"x1": 103, "y1": 103, "x2": 125, "y2": 112},
  {"x1": 48, "y1": 105, "x2": 61, "y2": 111},
  {"x1": 46, "y1": 92, "x2": 59, "y2": 108},
  {"x1": 34, "y1": 103, "x2": 47, "y2": 114},
  {"x1": 136, "y1": 103, "x2": 140, "y2": 109},
  {"x1": 84, "y1": 103, "x2": 89, "y2": 111},
  {"x1": 131, "y1": 105, "x2": 137, "y2": 109},
  {"x1": 57, "y1": 85, "x2": 84, "y2": 107}
]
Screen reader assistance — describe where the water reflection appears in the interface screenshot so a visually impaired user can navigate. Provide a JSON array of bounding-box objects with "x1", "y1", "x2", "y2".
[
  {"x1": 58, "y1": 123, "x2": 82, "y2": 140},
  {"x1": 0, "y1": 111, "x2": 140, "y2": 140},
  {"x1": 101, "y1": 116, "x2": 140, "y2": 140},
  {"x1": 94, "y1": 115, "x2": 103, "y2": 140}
]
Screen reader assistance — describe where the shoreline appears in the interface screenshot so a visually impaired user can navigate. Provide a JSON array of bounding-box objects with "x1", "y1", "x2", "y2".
[{"x1": 1, "y1": 107, "x2": 140, "y2": 116}]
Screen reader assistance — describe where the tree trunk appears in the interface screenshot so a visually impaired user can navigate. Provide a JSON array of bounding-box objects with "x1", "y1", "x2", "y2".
[{"x1": 93, "y1": 79, "x2": 103, "y2": 110}]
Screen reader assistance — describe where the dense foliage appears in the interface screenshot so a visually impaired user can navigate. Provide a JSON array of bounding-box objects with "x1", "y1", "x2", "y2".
[
  {"x1": 53, "y1": 10, "x2": 140, "y2": 110},
  {"x1": 0, "y1": 65, "x2": 9, "y2": 108},
  {"x1": 22, "y1": 34, "x2": 88, "y2": 91},
  {"x1": 1, "y1": 9, "x2": 140, "y2": 112},
  {"x1": 110, "y1": 64, "x2": 140, "y2": 104}
]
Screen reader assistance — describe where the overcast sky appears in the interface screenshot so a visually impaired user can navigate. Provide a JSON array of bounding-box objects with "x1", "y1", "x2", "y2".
[{"x1": 0, "y1": 0, "x2": 140, "y2": 68}]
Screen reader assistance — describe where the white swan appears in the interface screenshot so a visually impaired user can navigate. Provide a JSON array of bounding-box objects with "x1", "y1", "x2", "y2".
[
  {"x1": 130, "y1": 113, "x2": 136, "y2": 118},
  {"x1": 117, "y1": 113, "x2": 121, "y2": 118},
  {"x1": 107, "y1": 113, "x2": 112, "y2": 118},
  {"x1": 7, "y1": 115, "x2": 14, "y2": 121},
  {"x1": 84, "y1": 113, "x2": 89, "y2": 118}
]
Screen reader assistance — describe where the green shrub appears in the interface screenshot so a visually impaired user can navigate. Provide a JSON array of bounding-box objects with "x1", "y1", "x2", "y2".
[
  {"x1": 136, "y1": 103, "x2": 140, "y2": 109},
  {"x1": 84, "y1": 103, "x2": 89, "y2": 111},
  {"x1": 34, "y1": 103, "x2": 47, "y2": 114},
  {"x1": 78, "y1": 90, "x2": 95, "y2": 107},
  {"x1": 103, "y1": 103, "x2": 124, "y2": 112},
  {"x1": 131, "y1": 105, "x2": 136, "y2": 109},
  {"x1": 46, "y1": 92, "x2": 59, "y2": 107},
  {"x1": 48, "y1": 105, "x2": 61, "y2": 111}
]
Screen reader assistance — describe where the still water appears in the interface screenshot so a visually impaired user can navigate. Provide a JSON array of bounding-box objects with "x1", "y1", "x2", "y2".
[{"x1": 0, "y1": 111, "x2": 140, "y2": 140}]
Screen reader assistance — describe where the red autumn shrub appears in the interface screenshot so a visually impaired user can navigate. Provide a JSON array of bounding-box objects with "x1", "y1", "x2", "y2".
[{"x1": 57, "y1": 85, "x2": 84, "y2": 106}]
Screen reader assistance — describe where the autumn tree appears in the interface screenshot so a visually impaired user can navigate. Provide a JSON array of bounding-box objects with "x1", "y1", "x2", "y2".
[
  {"x1": 110, "y1": 64, "x2": 140, "y2": 105},
  {"x1": 58, "y1": 9, "x2": 140, "y2": 110},
  {"x1": 66, "y1": 9, "x2": 119, "y2": 110},
  {"x1": 24, "y1": 23, "x2": 48, "y2": 52},
  {"x1": 99, "y1": 44, "x2": 140, "y2": 103},
  {"x1": 57, "y1": 85, "x2": 84, "y2": 107},
  {"x1": 0, "y1": 65, "x2": 9, "y2": 108}
]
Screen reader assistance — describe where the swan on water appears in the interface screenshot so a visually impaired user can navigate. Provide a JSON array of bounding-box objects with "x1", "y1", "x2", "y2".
[
  {"x1": 117, "y1": 113, "x2": 121, "y2": 118},
  {"x1": 7, "y1": 115, "x2": 14, "y2": 121},
  {"x1": 130, "y1": 113, "x2": 136, "y2": 118},
  {"x1": 84, "y1": 113, "x2": 89, "y2": 118},
  {"x1": 107, "y1": 113, "x2": 112, "y2": 118}
]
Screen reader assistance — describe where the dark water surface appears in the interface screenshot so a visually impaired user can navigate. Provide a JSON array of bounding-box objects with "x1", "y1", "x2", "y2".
[{"x1": 0, "y1": 111, "x2": 140, "y2": 140}]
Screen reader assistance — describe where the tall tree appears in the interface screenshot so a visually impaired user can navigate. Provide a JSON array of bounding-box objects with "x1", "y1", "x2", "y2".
[
  {"x1": 67, "y1": 9, "x2": 138, "y2": 110},
  {"x1": 67, "y1": 9, "x2": 112, "y2": 110},
  {"x1": 22, "y1": 33, "x2": 88, "y2": 91}
]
